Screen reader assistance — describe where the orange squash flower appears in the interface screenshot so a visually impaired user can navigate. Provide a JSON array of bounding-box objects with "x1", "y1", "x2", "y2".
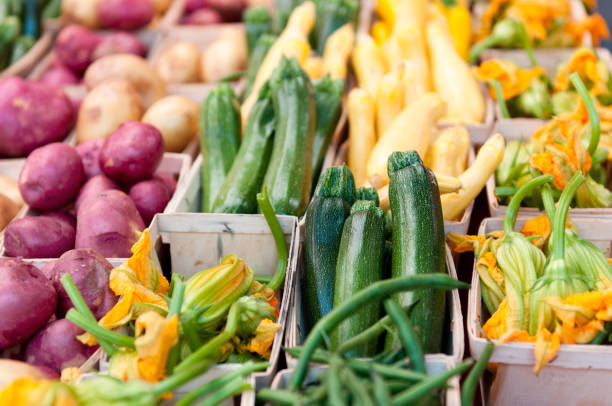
[{"x1": 475, "y1": 59, "x2": 546, "y2": 100}]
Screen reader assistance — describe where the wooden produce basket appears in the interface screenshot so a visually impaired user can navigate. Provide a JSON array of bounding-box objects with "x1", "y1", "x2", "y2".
[
  {"x1": 468, "y1": 216, "x2": 612, "y2": 406},
  {"x1": 0, "y1": 159, "x2": 27, "y2": 245},
  {"x1": 0, "y1": 31, "x2": 54, "y2": 79},
  {"x1": 148, "y1": 212, "x2": 300, "y2": 392},
  {"x1": 0, "y1": 152, "x2": 192, "y2": 260},
  {"x1": 147, "y1": 24, "x2": 246, "y2": 105},
  {"x1": 334, "y1": 139, "x2": 475, "y2": 236},
  {"x1": 284, "y1": 244, "x2": 465, "y2": 367},
  {"x1": 270, "y1": 355, "x2": 461, "y2": 406}
]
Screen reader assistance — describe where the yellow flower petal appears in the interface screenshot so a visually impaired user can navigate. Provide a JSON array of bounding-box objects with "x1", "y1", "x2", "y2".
[
  {"x1": 60, "y1": 368, "x2": 82, "y2": 384},
  {"x1": 241, "y1": 318, "x2": 281, "y2": 359},
  {"x1": 108, "y1": 350, "x2": 140, "y2": 382},
  {"x1": 534, "y1": 325, "x2": 561, "y2": 375},
  {"x1": 125, "y1": 230, "x2": 169, "y2": 295},
  {"x1": 483, "y1": 298, "x2": 509, "y2": 340},
  {"x1": 520, "y1": 215, "x2": 551, "y2": 246},
  {"x1": 0, "y1": 378, "x2": 78, "y2": 406},
  {"x1": 134, "y1": 312, "x2": 179, "y2": 383},
  {"x1": 475, "y1": 59, "x2": 546, "y2": 100}
]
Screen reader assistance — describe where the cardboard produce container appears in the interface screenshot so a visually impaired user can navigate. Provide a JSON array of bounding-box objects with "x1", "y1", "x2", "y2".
[
  {"x1": 285, "y1": 243, "x2": 464, "y2": 368},
  {"x1": 268, "y1": 355, "x2": 461, "y2": 406},
  {"x1": 469, "y1": 216, "x2": 612, "y2": 406}
]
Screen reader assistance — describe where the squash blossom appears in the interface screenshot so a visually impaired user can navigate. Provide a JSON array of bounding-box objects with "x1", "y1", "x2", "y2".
[
  {"x1": 475, "y1": 59, "x2": 546, "y2": 101},
  {"x1": 79, "y1": 230, "x2": 170, "y2": 346},
  {"x1": 181, "y1": 254, "x2": 254, "y2": 332},
  {"x1": 555, "y1": 48, "x2": 609, "y2": 96},
  {"x1": 0, "y1": 378, "x2": 79, "y2": 406}
]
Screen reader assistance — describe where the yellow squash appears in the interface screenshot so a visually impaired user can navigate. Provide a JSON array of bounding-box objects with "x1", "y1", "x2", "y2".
[
  {"x1": 375, "y1": 67, "x2": 405, "y2": 137},
  {"x1": 431, "y1": 125, "x2": 470, "y2": 177},
  {"x1": 304, "y1": 56, "x2": 325, "y2": 79},
  {"x1": 352, "y1": 33, "x2": 387, "y2": 98},
  {"x1": 436, "y1": 0, "x2": 472, "y2": 60},
  {"x1": 371, "y1": 21, "x2": 391, "y2": 46},
  {"x1": 426, "y1": 14, "x2": 485, "y2": 123},
  {"x1": 323, "y1": 23, "x2": 355, "y2": 80},
  {"x1": 348, "y1": 88, "x2": 377, "y2": 187},
  {"x1": 367, "y1": 92, "x2": 446, "y2": 188}
]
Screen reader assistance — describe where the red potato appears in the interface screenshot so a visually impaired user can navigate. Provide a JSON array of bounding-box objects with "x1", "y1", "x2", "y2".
[
  {"x1": 25, "y1": 319, "x2": 97, "y2": 374},
  {"x1": 19, "y1": 143, "x2": 85, "y2": 210},
  {"x1": 39, "y1": 65, "x2": 80, "y2": 88},
  {"x1": 207, "y1": 0, "x2": 245, "y2": 21},
  {"x1": 98, "y1": 0, "x2": 155, "y2": 30},
  {"x1": 0, "y1": 77, "x2": 75, "y2": 158},
  {"x1": 129, "y1": 178, "x2": 170, "y2": 224},
  {"x1": 52, "y1": 249, "x2": 118, "y2": 319},
  {"x1": 75, "y1": 190, "x2": 145, "y2": 257},
  {"x1": 92, "y1": 32, "x2": 147, "y2": 60},
  {"x1": 41, "y1": 211, "x2": 77, "y2": 230},
  {"x1": 181, "y1": 8, "x2": 223, "y2": 25},
  {"x1": 99, "y1": 121, "x2": 164, "y2": 184},
  {"x1": 75, "y1": 175, "x2": 119, "y2": 214},
  {"x1": 39, "y1": 260, "x2": 59, "y2": 281},
  {"x1": 0, "y1": 258, "x2": 57, "y2": 349},
  {"x1": 185, "y1": 0, "x2": 207, "y2": 13},
  {"x1": 55, "y1": 25, "x2": 102, "y2": 74},
  {"x1": 4, "y1": 216, "x2": 76, "y2": 258},
  {"x1": 76, "y1": 139, "x2": 105, "y2": 179},
  {"x1": 154, "y1": 173, "x2": 177, "y2": 195}
]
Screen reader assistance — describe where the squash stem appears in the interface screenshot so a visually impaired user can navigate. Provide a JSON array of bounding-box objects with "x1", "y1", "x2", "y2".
[
  {"x1": 570, "y1": 72, "x2": 600, "y2": 156},
  {"x1": 257, "y1": 185, "x2": 289, "y2": 291},
  {"x1": 518, "y1": 22, "x2": 538, "y2": 68},
  {"x1": 489, "y1": 80, "x2": 511, "y2": 119},
  {"x1": 504, "y1": 174, "x2": 553, "y2": 235},
  {"x1": 552, "y1": 172, "x2": 584, "y2": 261},
  {"x1": 66, "y1": 309, "x2": 135, "y2": 350}
]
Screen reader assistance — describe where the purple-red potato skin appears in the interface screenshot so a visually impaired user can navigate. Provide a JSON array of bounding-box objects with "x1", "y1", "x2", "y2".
[
  {"x1": 98, "y1": 0, "x2": 155, "y2": 30},
  {"x1": 154, "y1": 172, "x2": 177, "y2": 195},
  {"x1": 19, "y1": 143, "x2": 85, "y2": 210},
  {"x1": 76, "y1": 139, "x2": 105, "y2": 179},
  {"x1": 75, "y1": 175, "x2": 119, "y2": 214},
  {"x1": 75, "y1": 190, "x2": 145, "y2": 257},
  {"x1": 39, "y1": 65, "x2": 80, "y2": 88},
  {"x1": 24, "y1": 319, "x2": 97, "y2": 374},
  {"x1": 41, "y1": 211, "x2": 77, "y2": 230},
  {"x1": 185, "y1": 0, "x2": 207, "y2": 13},
  {"x1": 0, "y1": 258, "x2": 57, "y2": 349},
  {"x1": 92, "y1": 32, "x2": 147, "y2": 60},
  {"x1": 99, "y1": 121, "x2": 164, "y2": 183},
  {"x1": 0, "y1": 77, "x2": 75, "y2": 158},
  {"x1": 55, "y1": 25, "x2": 102, "y2": 74},
  {"x1": 52, "y1": 249, "x2": 118, "y2": 319},
  {"x1": 39, "y1": 260, "x2": 59, "y2": 281},
  {"x1": 4, "y1": 217, "x2": 76, "y2": 258},
  {"x1": 129, "y1": 178, "x2": 170, "y2": 224},
  {"x1": 182, "y1": 8, "x2": 223, "y2": 25},
  {"x1": 207, "y1": 0, "x2": 245, "y2": 21}
]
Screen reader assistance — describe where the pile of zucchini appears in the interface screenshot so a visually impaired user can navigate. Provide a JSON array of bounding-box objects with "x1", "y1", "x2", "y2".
[
  {"x1": 199, "y1": 56, "x2": 343, "y2": 216},
  {"x1": 303, "y1": 151, "x2": 447, "y2": 355},
  {"x1": 0, "y1": 0, "x2": 58, "y2": 70}
]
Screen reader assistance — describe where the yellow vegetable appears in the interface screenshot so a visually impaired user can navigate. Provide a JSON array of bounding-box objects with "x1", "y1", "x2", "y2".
[
  {"x1": 375, "y1": 68, "x2": 405, "y2": 137},
  {"x1": 352, "y1": 33, "x2": 386, "y2": 98},
  {"x1": 397, "y1": 59, "x2": 429, "y2": 105},
  {"x1": 454, "y1": 125, "x2": 470, "y2": 174},
  {"x1": 426, "y1": 14, "x2": 485, "y2": 123},
  {"x1": 304, "y1": 56, "x2": 325, "y2": 79},
  {"x1": 323, "y1": 23, "x2": 355, "y2": 80},
  {"x1": 376, "y1": 0, "x2": 395, "y2": 26},
  {"x1": 392, "y1": 0, "x2": 427, "y2": 30},
  {"x1": 240, "y1": 1, "x2": 314, "y2": 124},
  {"x1": 347, "y1": 88, "x2": 377, "y2": 187},
  {"x1": 436, "y1": 0, "x2": 472, "y2": 60},
  {"x1": 371, "y1": 21, "x2": 391, "y2": 46},
  {"x1": 441, "y1": 134, "x2": 505, "y2": 221},
  {"x1": 367, "y1": 93, "x2": 446, "y2": 188},
  {"x1": 431, "y1": 125, "x2": 470, "y2": 177},
  {"x1": 377, "y1": 173, "x2": 462, "y2": 210}
]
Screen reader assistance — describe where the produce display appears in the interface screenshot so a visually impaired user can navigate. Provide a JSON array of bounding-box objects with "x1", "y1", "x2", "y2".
[{"x1": 3, "y1": 0, "x2": 612, "y2": 404}]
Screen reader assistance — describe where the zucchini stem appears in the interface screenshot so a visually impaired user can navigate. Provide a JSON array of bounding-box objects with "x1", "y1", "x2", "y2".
[
  {"x1": 66, "y1": 309, "x2": 135, "y2": 349},
  {"x1": 504, "y1": 174, "x2": 553, "y2": 235},
  {"x1": 552, "y1": 172, "x2": 584, "y2": 261},
  {"x1": 490, "y1": 80, "x2": 511, "y2": 119},
  {"x1": 570, "y1": 72, "x2": 600, "y2": 156},
  {"x1": 257, "y1": 185, "x2": 289, "y2": 291}
]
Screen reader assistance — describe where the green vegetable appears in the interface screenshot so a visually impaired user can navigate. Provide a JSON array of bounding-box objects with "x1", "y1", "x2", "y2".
[
  {"x1": 0, "y1": 0, "x2": 9, "y2": 21},
  {"x1": 510, "y1": 76, "x2": 552, "y2": 119},
  {"x1": 9, "y1": 34, "x2": 34, "y2": 65},
  {"x1": 385, "y1": 151, "x2": 446, "y2": 353},
  {"x1": 42, "y1": 0, "x2": 62, "y2": 19},
  {"x1": 272, "y1": 0, "x2": 302, "y2": 34},
  {"x1": 312, "y1": 0, "x2": 359, "y2": 55},
  {"x1": 303, "y1": 165, "x2": 355, "y2": 330},
  {"x1": 461, "y1": 343, "x2": 494, "y2": 406},
  {"x1": 331, "y1": 200, "x2": 385, "y2": 357},
  {"x1": 356, "y1": 186, "x2": 379, "y2": 206},
  {"x1": 211, "y1": 91, "x2": 275, "y2": 214},
  {"x1": 311, "y1": 75, "x2": 344, "y2": 185},
  {"x1": 0, "y1": 16, "x2": 21, "y2": 69},
  {"x1": 257, "y1": 185, "x2": 289, "y2": 291},
  {"x1": 244, "y1": 7, "x2": 271, "y2": 58},
  {"x1": 552, "y1": 90, "x2": 579, "y2": 115},
  {"x1": 199, "y1": 84, "x2": 241, "y2": 212},
  {"x1": 262, "y1": 56, "x2": 316, "y2": 216},
  {"x1": 469, "y1": 19, "x2": 534, "y2": 64},
  {"x1": 383, "y1": 298, "x2": 425, "y2": 374},
  {"x1": 244, "y1": 34, "x2": 276, "y2": 100}
]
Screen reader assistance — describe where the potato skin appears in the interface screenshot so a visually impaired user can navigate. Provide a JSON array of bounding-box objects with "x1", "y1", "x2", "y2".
[
  {"x1": 75, "y1": 175, "x2": 119, "y2": 214},
  {"x1": 0, "y1": 77, "x2": 75, "y2": 158},
  {"x1": 0, "y1": 258, "x2": 57, "y2": 349},
  {"x1": 18, "y1": 143, "x2": 85, "y2": 210},
  {"x1": 39, "y1": 65, "x2": 80, "y2": 88},
  {"x1": 200, "y1": 28, "x2": 247, "y2": 82},
  {"x1": 155, "y1": 41, "x2": 201, "y2": 83},
  {"x1": 62, "y1": 0, "x2": 102, "y2": 29},
  {"x1": 55, "y1": 25, "x2": 102, "y2": 74},
  {"x1": 52, "y1": 248, "x2": 118, "y2": 319},
  {"x1": 98, "y1": 0, "x2": 155, "y2": 30},
  {"x1": 76, "y1": 80, "x2": 144, "y2": 143},
  {"x1": 142, "y1": 95, "x2": 198, "y2": 152},
  {"x1": 4, "y1": 216, "x2": 76, "y2": 258},
  {"x1": 92, "y1": 32, "x2": 147, "y2": 60},
  {"x1": 75, "y1": 189, "x2": 145, "y2": 257},
  {"x1": 76, "y1": 139, "x2": 105, "y2": 179},
  {"x1": 99, "y1": 121, "x2": 164, "y2": 183},
  {"x1": 129, "y1": 178, "x2": 171, "y2": 224}
]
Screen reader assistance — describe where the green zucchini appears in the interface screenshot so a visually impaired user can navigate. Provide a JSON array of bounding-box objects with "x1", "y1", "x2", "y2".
[
  {"x1": 199, "y1": 84, "x2": 241, "y2": 212},
  {"x1": 211, "y1": 90, "x2": 276, "y2": 214},
  {"x1": 272, "y1": 0, "x2": 302, "y2": 34},
  {"x1": 0, "y1": 0, "x2": 10, "y2": 21},
  {"x1": 9, "y1": 35, "x2": 34, "y2": 65},
  {"x1": 244, "y1": 7, "x2": 271, "y2": 58},
  {"x1": 303, "y1": 164, "x2": 356, "y2": 330},
  {"x1": 312, "y1": 0, "x2": 359, "y2": 55},
  {"x1": 0, "y1": 16, "x2": 21, "y2": 70},
  {"x1": 356, "y1": 186, "x2": 379, "y2": 206},
  {"x1": 331, "y1": 200, "x2": 385, "y2": 357},
  {"x1": 385, "y1": 151, "x2": 446, "y2": 353},
  {"x1": 262, "y1": 56, "x2": 316, "y2": 216},
  {"x1": 243, "y1": 34, "x2": 276, "y2": 101},
  {"x1": 42, "y1": 0, "x2": 62, "y2": 20},
  {"x1": 311, "y1": 75, "x2": 344, "y2": 186}
]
